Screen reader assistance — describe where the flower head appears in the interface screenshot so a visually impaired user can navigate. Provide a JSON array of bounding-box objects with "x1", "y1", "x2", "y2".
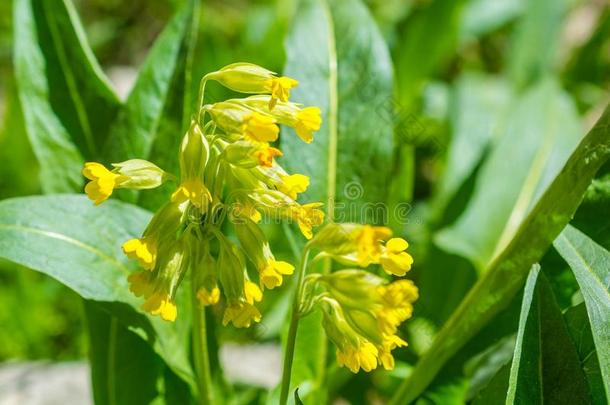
[
  {"x1": 308, "y1": 270, "x2": 418, "y2": 373},
  {"x1": 84, "y1": 62, "x2": 324, "y2": 323}
]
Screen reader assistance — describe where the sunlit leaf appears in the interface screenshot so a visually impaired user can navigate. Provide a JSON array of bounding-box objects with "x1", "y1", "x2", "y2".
[
  {"x1": 13, "y1": 0, "x2": 120, "y2": 192},
  {"x1": 102, "y1": 0, "x2": 196, "y2": 168},
  {"x1": 506, "y1": 266, "x2": 589, "y2": 404},
  {"x1": 554, "y1": 225, "x2": 610, "y2": 400},
  {"x1": 436, "y1": 79, "x2": 582, "y2": 270},
  {"x1": 280, "y1": 0, "x2": 395, "y2": 400},
  {"x1": 0, "y1": 195, "x2": 194, "y2": 387},
  {"x1": 389, "y1": 102, "x2": 610, "y2": 405}
]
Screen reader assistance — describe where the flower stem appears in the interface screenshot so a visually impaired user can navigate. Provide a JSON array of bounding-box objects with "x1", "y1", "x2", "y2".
[
  {"x1": 279, "y1": 245, "x2": 310, "y2": 405},
  {"x1": 191, "y1": 280, "x2": 214, "y2": 405}
]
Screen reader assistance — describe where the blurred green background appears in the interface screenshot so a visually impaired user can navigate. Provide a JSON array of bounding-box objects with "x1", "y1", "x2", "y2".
[{"x1": 0, "y1": 0, "x2": 609, "y2": 365}]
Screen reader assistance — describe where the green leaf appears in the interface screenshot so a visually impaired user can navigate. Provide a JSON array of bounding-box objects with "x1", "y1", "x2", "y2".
[
  {"x1": 85, "y1": 301, "x2": 164, "y2": 405},
  {"x1": 0, "y1": 195, "x2": 194, "y2": 387},
  {"x1": 102, "y1": 0, "x2": 196, "y2": 167},
  {"x1": 554, "y1": 224, "x2": 610, "y2": 400},
  {"x1": 507, "y1": 0, "x2": 567, "y2": 88},
  {"x1": 13, "y1": 0, "x2": 120, "y2": 192},
  {"x1": 389, "y1": 102, "x2": 610, "y2": 405},
  {"x1": 282, "y1": 0, "x2": 395, "y2": 222},
  {"x1": 506, "y1": 266, "x2": 589, "y2": 404},
  {"x1": 565, "y1": 304, "x2": 607, "y2": 404},
  {"x1": 137, "y1": 0, "x2": 200, "y2": 211},
  {"x1": 432, "y1": 72, "x2": 514, "y2": 219},
  {"x1": 436, "y1": 79, "x2": 582, "y2": 270},
  {"x1": 280, "y1": 0, "x2": 394, "y2": 400}
]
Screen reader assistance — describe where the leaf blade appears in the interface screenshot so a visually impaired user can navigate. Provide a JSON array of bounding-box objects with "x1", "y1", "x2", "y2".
[
  {"x1": 390, "y1": 102, "x2": 610, "y2": 405},
  {"x1": 554, "y1": 225, "x2": 610, "y2": 400},
  {"x1": 0, "y1": 195, "x2": 194, "y2": 386}
]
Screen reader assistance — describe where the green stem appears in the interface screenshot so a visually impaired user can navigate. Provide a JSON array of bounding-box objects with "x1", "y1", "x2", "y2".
[
  {"x1": 192, "y1": 280, "x2": 214, "y2": 405},
  {"x1": 279, "y1": 245, "x2": 311, "y2": 405}
]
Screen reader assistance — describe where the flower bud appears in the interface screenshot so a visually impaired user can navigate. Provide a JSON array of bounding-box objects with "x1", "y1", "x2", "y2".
[
  {"x1": 180, "y1": 121, "x2": 209, "y2": 180},
  {"x1": 217, "y1": 236, "x2": 247, "y2": 302},
  {"x1": 111, "y1": 159, "x2": 167, "y2": 189}
]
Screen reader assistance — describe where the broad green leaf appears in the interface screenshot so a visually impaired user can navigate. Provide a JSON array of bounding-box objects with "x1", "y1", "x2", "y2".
[
  {"x1": 565, "y1": 304, "x2": 606, "y2": 404},
  {"x1": 13, "y1": 0, "x2": 120, "y2": 192},
  {"x1": 137, "y1": 0, "x2": 200, "y2": 211},
  {"x1": 432, "y1": 73, "x2": 514, "y2": 219},
  {"x1": 0, "y1": 195, "x2": 194, "y2": 387},
  {"x1": 554, "y1": 225, "x2": 610, "y2": 400},
  {"x1": 102, "y1": 0, "x2": 195, "y2": 167},
  {"x1": 436, "y1": 79, "x2": 582, "y2": 270},
  {"x1": 280, "y1": 0, "x2": 394, "y2": 400},
  {"x1": 389, "y1": 102, "x2": 610, "y2": 405},
  {"x1": 507, "y1": 0, "x2": 567, "y2": 88},
  {"x1": 506, "y1": 267, "x2": 589, "y2": 404},
  {"x1": 85, "y1": 301, "x2": 164, "y2": 405},
  {"x1": 282, "y1": 0, "x2": 394, "y2": 222}
]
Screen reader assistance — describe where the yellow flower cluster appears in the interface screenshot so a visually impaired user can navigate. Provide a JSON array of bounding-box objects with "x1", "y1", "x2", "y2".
[
  {"x1": 82, "y1": 63, "x2": 324, "y2": 324},
  {"x1": 306, "y1": 223, "x2": 417, "y2": 372}
]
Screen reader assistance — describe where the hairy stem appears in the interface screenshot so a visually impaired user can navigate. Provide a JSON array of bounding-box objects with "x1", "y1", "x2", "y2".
[
  {"x1": 192, "y1": 280, "x2": 214, "y2": 405},
  {"x1": 279, "y1": 245, "x2": 311, "y2": 405}
]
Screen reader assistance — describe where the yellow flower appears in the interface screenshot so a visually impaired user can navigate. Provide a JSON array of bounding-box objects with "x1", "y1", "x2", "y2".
[
  {"x1": 222, "y1": 281, "x2": 263, "y2": 328},
  {"x1": 197, "y1": 286, "x2": 220, "y2": 306},
  {"x1": 242, "y1": 112, "x2": 279, "y2": 142},
  {"x1": 377, "y1": 280, "x2": 418, "y2": 335},
  {"x1": 378, "y1": 335, "x2": 407, "y2": 370},
  {"x1": 336, "y1": 341, "x2": 379, "y2": 373},
  {"x1": 122, "y1": 238, "x2": 157, "y2": 270},
  {"x1": 277, "y1": 174, "x2": 309, "y2": 199},
  {"x1": 83, "y1": 160, "x2": 168, "y2": 205},
  {"x1": 266, "y1": 76, "x2": 299, "y2": 109},
  {"x1": 82, "y1": 162, "x2": 126, "y2": 205},
  {"x1": 354, "y1": 226, "x2": 393, "y2": 266},
  {"x1": 290, "y1": 202, "x2": 325, "y2": 239},
  {"x1": 380, "y1": 238, "x2": 413, "y2": 276},
  {"x1": 238, "y1": 96, "x2": 322, "y2": 142},
  {"x1": 205, "y1": 63, "x2": 298, "y2": 109},
  {"x1": 254, "y1": 146, "x2": 283, "y2": 167},
  {"x1": 171, "y1": 179, "x2": 212, "y2": 210},
  {"x1": 142, "y1": 292, "x2": 177, "y2": 322},
  {"x1": 295, "y1": 107, "x2": 322, "y2": 143},
  {"x1": 260, "y1": 260, "x2": 294, "y2": 289},
  {"x1": 315, "y1": 271, "x2": 417, "y2": 373}
]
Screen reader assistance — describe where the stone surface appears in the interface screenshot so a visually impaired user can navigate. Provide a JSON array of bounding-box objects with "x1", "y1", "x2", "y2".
[{"x1": 0, "y1": 362, "x2": 92, "y2": 405}]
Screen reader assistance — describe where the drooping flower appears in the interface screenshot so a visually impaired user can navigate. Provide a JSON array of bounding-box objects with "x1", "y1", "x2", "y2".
[
  {"x1": 204, "y1": 63, "x2": 299, "y2": 109},
  {"x1": 380, "y1": 238, "x2": 414, "y2": 276},
  {"x1": 307, "y1": 269, "x2": 418, "y2": 373}
]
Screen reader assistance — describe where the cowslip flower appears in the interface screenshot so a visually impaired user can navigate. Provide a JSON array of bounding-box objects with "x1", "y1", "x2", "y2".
[
  {"x1": 82, "y1": 62, "x2": 323, "y2": 323},
  {"x1": 82, "y1": 159, "x2": 167, "y2": 205},
  {"x1": 310, "y1": 223, "x2": 413, "y2": 275},
  {"x1": 234, "y1": 218, "x2": 295, "y2": 290},
  {"x1": 308, "y1": 270, "x2": 418, "y2": 373},
  {"x1": 204, "y1": 63, "x2": 298, "y2": 109}
]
